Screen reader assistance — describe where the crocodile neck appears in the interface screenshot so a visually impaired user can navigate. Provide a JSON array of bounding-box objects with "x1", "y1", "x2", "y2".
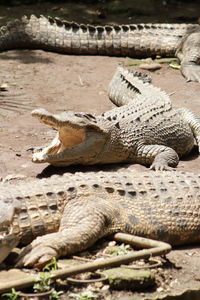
[{"x1": 1, "y1": 15, "x2": 200, "y2": 57}]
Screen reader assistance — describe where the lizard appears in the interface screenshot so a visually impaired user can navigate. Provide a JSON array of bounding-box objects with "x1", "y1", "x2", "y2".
[
  {"x1": 0, "y1": 170, "x2": 200, "y2": 268},
  {"x1": 31, "y1": 67, "x2": 200, "y2": 171},
  {"x1": 0, "y1": 15, "x2": 200, "y2": 82}
]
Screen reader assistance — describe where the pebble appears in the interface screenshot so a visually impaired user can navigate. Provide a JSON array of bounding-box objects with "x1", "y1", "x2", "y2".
[
  {"x1": 0, "y1": 83, "x2": 9, "y2": 91},
  {"x1": 3, "y1": 174, "x2": 27, "y2": 182},
  {"x1": 139, "y1": 63, "x2": 162, "y2": 71}
]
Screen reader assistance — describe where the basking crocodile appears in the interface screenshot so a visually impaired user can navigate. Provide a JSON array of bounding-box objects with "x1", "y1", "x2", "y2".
[
  {"x1": 0, "y1": 170, "x2": 200, "y2": 267},
  {"x1": 0, "y1": 15, "x2": 200, "y2": 82},
  {"x1": 31, "y1": 67, "x2": 200, "y2": 170}
]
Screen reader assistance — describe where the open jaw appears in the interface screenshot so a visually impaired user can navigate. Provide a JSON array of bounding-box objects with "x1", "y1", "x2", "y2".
[{"x1": 31, "y1": 109, "x2": 106, "y2": 166}]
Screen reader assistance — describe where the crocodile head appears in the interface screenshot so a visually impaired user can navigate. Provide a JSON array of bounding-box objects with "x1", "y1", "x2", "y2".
[
  {"x1": 0, "y1": 198, "x2": 21, "y2": 263},
  {"x1": 31, "y1": 108, "x2": 108, "y2": 166}
]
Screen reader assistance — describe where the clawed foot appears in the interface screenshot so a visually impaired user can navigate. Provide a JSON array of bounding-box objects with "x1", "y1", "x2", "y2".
[
  {"x1": 15, "y1": 236, "x2": 57, "y2": 268},
  {"x1": 181, "y1": 64, "x2": 200, "y2": 83},
  {"x1": 150, "y1": 162, "x2": 176, "y2": 171}
]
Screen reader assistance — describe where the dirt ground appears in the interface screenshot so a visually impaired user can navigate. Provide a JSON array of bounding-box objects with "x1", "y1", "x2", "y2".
[{"x1": 1, "y1": 1, "x2": 200, "y2": 299}]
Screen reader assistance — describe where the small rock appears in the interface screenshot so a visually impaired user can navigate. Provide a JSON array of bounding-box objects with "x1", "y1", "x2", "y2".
[
  {"x1": 101, "y1": 284, "x2": 110, "y2": 291},
  {"x1": 108, "y1": 241, "x2": 116, "y2": 247},
  {"x1": 0, "y1": 83, "x2": 9, "y2": 91},
  {"x1": 102, "y1": 267, "x2": 155, "y2": 290},
  {"x1": 139, "y1": 63, "x2": 162, "y2": 71},
  {"x1": 143, "y1": 58, "x2": 153, "y2": 63},
  {"x1": 3, "y1": 174, "x2": 27, "y2": 182}
]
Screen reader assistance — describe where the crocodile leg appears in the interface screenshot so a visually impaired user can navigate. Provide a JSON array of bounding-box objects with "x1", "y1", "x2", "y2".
[
  {"x1": 176, "y1": 32, "x2": 200, "y2": 82},
  {"x1": 134, "y1": 145, "x2": 179, "y2": 171},
  {"x1": 181, "y1": 64, "x2": 200, "y2": 83},
  {"x1": 16, "y1": 198, "x2": 109, "y2": 268}
]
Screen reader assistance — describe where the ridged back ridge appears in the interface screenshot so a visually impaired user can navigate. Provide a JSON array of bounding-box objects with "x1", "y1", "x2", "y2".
[{"x1": 1, "y1": 170, "x2": 200, "y2": 200}]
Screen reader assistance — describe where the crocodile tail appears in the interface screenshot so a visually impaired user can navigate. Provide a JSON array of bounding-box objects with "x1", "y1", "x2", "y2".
[
  {"x1": 0, "y1": 16, "x2": 32, "y2": 50},
  {"x1": 0, "y1": 15, "x2": 195, "y2": 55},
  {"x1": 108, "y1": 66, "x2": 151, "y2": 106},
  {"x1": 108, "y1": 66, "x2": 172, "y2": 111}
]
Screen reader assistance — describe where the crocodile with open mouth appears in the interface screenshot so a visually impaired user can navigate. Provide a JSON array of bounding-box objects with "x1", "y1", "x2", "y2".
[{"x1": 31, "y1": 67, "x2": 200, "y2": 170}]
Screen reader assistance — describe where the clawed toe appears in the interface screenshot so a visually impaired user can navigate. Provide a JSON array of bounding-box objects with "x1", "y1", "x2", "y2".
[
  {"x1": 150, "y1": 163, "x2": 176, "y2": 171},
  {"x1": 15, "y1": 242, "x2": 57, "y2": 268},
  {"x1": 181, "y1": 64, "x2": 200, "y2": 83}
]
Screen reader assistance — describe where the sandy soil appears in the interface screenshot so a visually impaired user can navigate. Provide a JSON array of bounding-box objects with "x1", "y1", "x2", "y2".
[{"x1": 0, "y1": 1, "x2": 200, "y2": 299}]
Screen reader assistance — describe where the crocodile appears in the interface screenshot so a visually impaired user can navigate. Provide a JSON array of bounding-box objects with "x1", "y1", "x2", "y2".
[
  {"x1": 0, "y1": 15, "x2": 200, "y2": 82},
  {"x1": 0, "y1": 170, "x2": 200, "y2": 268},
  {"x1": 31, "y1": 67, "x2": 200, "y2": 170}
]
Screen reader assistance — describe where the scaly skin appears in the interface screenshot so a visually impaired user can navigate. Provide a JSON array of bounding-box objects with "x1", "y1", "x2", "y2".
[
  {"x1": 31, "y1": 67, "x2": 200, "y2": 170},
  {"x1": 1, "y1": 170, "x2": 200, "y2": 267},
  {"x1": 0, "y1": 15, "x2": 200, "y2": 81}
]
